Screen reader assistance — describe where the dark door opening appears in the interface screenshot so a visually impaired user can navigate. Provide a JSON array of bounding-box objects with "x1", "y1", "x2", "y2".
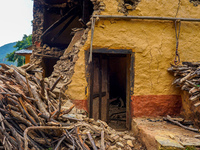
[
  {"x1": 42, "y1": 57, "x2": 59, "y2": 77},
  {"x1": 89, "y1": 53, "x2": 131, "y2": 130},
  {"x1": 108, "y1": 55, "x2": 127, "y2": 130}
]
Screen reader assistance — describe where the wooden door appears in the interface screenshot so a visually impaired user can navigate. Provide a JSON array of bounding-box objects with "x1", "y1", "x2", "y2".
[
  {"x1": 89, "y1": 54, "x2": 109, "y2": 121},
  {"x1": 88, "y1": 52, "x2": 133, "y2": 129}
]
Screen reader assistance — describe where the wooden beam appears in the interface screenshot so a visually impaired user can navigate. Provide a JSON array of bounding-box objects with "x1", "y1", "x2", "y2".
[
  {"x1": 93, "y1": 15, "x2": 200, "y2": 22},
  {"x1": 99, "y1": 55, "x2": 102, "y2": 119},
  {"x1": 51, "y1": 12, "x2": 80, "y2": 42},
  {"x1": 93, "y1": 92, "x2": 106, "y2": 99},
  {"x1": 89, "y1": 61, "x2": 94, "y2": 118},
  {"x1": 34, "y1": 54, "x2": 60, "y2": 58},
  {"x1": 93, "y1": 48, "x2": 132, "y2": 54},
  {"x1": 40, "y1": 6, "x2": 78, "y2": 39}
]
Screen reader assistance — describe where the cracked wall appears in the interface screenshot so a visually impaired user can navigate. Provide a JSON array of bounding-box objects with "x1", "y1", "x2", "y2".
[{"x1": 66, "y1": 0, "x2": 200, "y2": 117}]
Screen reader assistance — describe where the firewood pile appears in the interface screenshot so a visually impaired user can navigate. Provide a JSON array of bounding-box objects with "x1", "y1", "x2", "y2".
[
  {"x1": 168, "y1": 62, "x2": 200, "y2": 107},
  {"x1": 0, "y1": 63, "x2": 139, "y2": 150}
]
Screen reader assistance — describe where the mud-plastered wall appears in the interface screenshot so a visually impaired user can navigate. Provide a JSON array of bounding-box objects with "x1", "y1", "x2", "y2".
[{"x1": 65, "y1": 0, "x2": 200, "y2": 117}]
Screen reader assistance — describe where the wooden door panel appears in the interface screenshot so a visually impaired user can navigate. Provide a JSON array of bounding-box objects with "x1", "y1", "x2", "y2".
[
  {"x1": 91, "y1": 55, "x2": 109, "y2": 122},
  {"x1": 101, "y1": 57, "x2": 109, "y2": 122},
  {"x1": 92, "y1": 57, "x2": 100, "y2": 121}
]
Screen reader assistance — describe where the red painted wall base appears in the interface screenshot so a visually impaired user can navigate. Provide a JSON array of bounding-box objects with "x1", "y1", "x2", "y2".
[
  {"x1": 131, "y1": 95, "x2": 182, "y2": 117},
  {"x1": 71, "y1": 95, "x2": 182, "y2": 118},
  {"x1": 71, "y1": 99, "x2": 88, "y2": 111}
]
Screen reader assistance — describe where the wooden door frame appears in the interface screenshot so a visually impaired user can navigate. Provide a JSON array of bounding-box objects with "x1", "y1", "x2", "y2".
[
  {"x1": 127, "y1": 53, "x2": 135, "y2": 129},
  {"x1": 87, "y1": 49, "x2": 134, "y2": 130}
]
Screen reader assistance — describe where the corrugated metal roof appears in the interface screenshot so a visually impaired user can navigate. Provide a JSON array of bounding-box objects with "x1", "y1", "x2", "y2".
[{"x1": 15, "y1": 49, "x2": 32, "y2": 54}]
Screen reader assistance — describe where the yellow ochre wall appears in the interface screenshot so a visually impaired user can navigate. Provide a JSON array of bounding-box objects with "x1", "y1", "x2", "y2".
[
  {"x1": 66, "y1": 0, "x2": 200, "y2": 116},
  {"x1": 25, "y1": 54, "x2": 31, "y2": 64}
]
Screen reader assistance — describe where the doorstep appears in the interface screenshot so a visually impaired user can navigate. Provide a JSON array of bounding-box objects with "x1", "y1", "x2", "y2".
[{"x1": 132, "y1": 117, "x2": 200, "y2": 150}]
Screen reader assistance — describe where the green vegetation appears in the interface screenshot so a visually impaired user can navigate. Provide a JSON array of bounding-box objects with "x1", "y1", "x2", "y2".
[
  {"x1": 0, "y1": 42, "x2": 17, "y2": 65},
  {"x1": 185, "y1": 146, "x2": 196, "y2": 150},
  {"x1": 6, "y1": 34, "x2": 32, "y2": 66}
]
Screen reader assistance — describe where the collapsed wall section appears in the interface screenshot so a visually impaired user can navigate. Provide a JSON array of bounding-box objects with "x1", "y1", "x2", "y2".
[
  {"x1": 47, "y1": 0, "x2": 105, "y2": 97},
  {"x1": 30, "y1": 0, "x2": 44, "y2": 70},
  {"x1": 31, "y1": 0, "x2": 105, "y2": 104}
]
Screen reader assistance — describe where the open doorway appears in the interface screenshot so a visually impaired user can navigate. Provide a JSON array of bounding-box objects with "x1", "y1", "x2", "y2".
[
  {"x1": 89, "y1": 52, "x2": 132, "y2": 130},
  {"x1": 42, "y1": 57, "x2": 60, "y2": 77},
  {"x1": 109, "y1": 55, "x2": 127, "y2": 130}
]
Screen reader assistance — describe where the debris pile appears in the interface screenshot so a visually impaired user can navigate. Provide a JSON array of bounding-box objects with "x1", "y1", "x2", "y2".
[
  {"x1": 168, "y1": 62, "x2": 200, "y2": 107},
  {"x1": 0, "y1": 63, "x2": 142, "y2": 149},
  {"x1": 36, "y1": 44, "x2": 64, "y2": 57},
  {"x1": 164, "y1": 115, "x2": 199, "y2": 133},
  {"x1": 109, "y1": 98, "x2": 126, "y2": 129}
]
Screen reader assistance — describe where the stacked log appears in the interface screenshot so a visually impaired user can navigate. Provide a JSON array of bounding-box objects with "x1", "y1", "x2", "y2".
[
  {"x1": 0, "y1": 63, "x2": 141, "y2": 149},
  {"x1": 168, "y1": 62, "x2": 200, "y2": 107}
]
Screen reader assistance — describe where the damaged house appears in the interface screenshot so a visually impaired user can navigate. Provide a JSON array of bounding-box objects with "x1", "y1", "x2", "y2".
[{"x1": 31, "y1": 0, "x2": 200, "y2": 130}]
